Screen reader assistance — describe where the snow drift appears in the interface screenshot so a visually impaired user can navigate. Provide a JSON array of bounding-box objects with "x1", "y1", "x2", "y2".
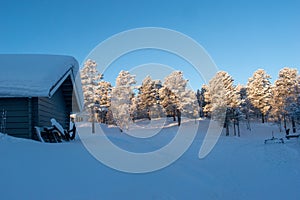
[{"x1": 0, "y1": 120, "x2": 300, "y2": 200}]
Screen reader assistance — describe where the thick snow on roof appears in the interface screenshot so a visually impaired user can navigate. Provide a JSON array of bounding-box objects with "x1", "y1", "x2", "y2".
[{"x1": 0, "y1": 54, "x2": 80, "y2": 97}]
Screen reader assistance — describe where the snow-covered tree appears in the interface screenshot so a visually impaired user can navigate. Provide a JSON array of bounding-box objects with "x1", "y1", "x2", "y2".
[
  {"x1": 80, "y1": 59, "x2": 102, "y2": 121},
  {"x1": 164, "y1": 71, "x2": 187, "y2": 96},
  {"x1": 161, "y1": 71, "x2": 199, "y2": 119},
  {"x1": 206, "y1": 71, "x2": 240, "y2": 136},
  {"x1": 159, "y1": 86, "x2": 177, "y2": 120},
  {"x1": 180, "y1": 90, "x2": 199, "y2": 118},
  {"x1": 110, "y1": 70, "x2": 136, "y2": 131},
  {"x1": 296, "y1": 76, "x2": 300, "y2": 124},
  {"x1": 271, "y1": 67, "x2": 299, "y2": 132},
  {"x1": 149, "y1": 102, "x2": 165, "y2": 119},
  {"x1": 203, "y1": 84, "x2": 212, "y2": 117},
  {"x1": 96, "y1": 80, "x2": 112, "y2": 107},
  {"x1": 247, "y1": 69, "x2": 272, "y2": 123},
  {"x1": 129, "y1": 95, "x2": 139, "y2": 121},
  {"x1": 149, "y1": 80, "x2": 165, "y2": 118},
  {"x1": 287, "y1": 74, "x2": 300, "y2": 132},
  {"x1": 94, "y1": 80, "x2": 112, "y2": 123},
  {"x1": 236, "y1": 85, "x2": 252, "y2": 130},
  {"x1": 136, "y1": 76, "x2": 159, "y2": 119}
]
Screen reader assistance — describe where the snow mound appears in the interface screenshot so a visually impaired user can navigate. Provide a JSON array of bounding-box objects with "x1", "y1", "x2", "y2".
[{"x1": 0, "y1": 121, "x2": 300, "y2": 200}]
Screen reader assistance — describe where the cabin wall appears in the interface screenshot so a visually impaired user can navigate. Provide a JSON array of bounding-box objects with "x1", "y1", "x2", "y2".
[
  {"x1": 0, "y1": 77, "x2": 74, "y2": 139},
  {"x1": 37, "y1": 87, "x2": 69, "y2": 129},
  {"x1": 0, "y1": 98, "x2": 31, "y2": 138},
  {"x1": 0, "y1": 87, "x2": 69, "y2": 139}
]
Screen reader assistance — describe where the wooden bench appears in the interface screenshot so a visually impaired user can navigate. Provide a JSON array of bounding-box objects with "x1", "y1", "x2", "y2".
[
  {"x1": 286, "y1": 134, "x2": 300, "y2": 139},
  {"x1": 34, "y1": 118, "x2": 76, "y2": 143},
  {"x1": 285, "y1": 128, "x2": 300, "y2": 140},
  {"x1": 34, "y1": 126, "x2": 62, "y2": 143}
]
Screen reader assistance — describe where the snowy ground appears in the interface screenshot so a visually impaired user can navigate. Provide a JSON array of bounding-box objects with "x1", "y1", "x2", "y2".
[{"x1": 1, "y1": 119, "x2": 300, "y2": 200}]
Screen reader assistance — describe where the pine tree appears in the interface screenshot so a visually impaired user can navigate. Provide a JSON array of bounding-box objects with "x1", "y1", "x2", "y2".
[
  {"x1": 110, "y1": 70, "x2": 136, "y2": 131},
  {"x1": 136, "y1": 76, "x2": 158, "y2": 119},
  {"x1": 271, "y1": 67, "x2": 299, "y2": 132},
  {"x1": 159, "y1": 86, "x2": 177, "y2": 120},
  {"x1": 203, "y1": 84, "x2": 212, "y2": 117},
  {"x1": 247, "y1": 69, "x2": 272, "y2": 123},
  {"x1": 296, "y1": 76, "x2": 300, "y2": 125},
  {"x1": 129, "y1": 95, "x2": 139, "y2": 121},
  {"x1": 164, "y1": 71, "x2": 187, "y2": 96},
  {"x1": 161, "y1": 71, "x2": 199, "y2": 120},
  {"x1": 80, "y1": 59, "x2": 102, "y2": 121},
  {"x1": 236, "y1": 85, "x2": 252, "y2": 130},
  {"x1": 150, "y1": 80, "x2": 165, "y2": 118},
  {"x1": 180, "y1": 90, "x2": 199, "y2": 119},
  {"x1": 96, "y1": 80, "x2": 112, "y2": 107},
  {"x1": 206, "y1": 71, "x2": 240, "y2": 136},
  {"x1": 95, "y1": 80, "x2": 112, "y2": 123}
]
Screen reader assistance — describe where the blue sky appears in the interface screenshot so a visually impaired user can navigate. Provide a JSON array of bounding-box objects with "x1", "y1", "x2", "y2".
[{"x1": 0, "y1": 0, "x2": 299, "y2": 89}]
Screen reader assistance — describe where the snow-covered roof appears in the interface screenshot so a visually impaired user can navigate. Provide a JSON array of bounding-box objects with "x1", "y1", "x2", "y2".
[{"x1": 0, "y1": 54, "x2": 83, "y2": 110}]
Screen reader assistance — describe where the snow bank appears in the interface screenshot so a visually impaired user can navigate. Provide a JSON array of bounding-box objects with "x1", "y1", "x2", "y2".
[{"x1": 0, "y1": 121, "x2": 300, "y2": 200}]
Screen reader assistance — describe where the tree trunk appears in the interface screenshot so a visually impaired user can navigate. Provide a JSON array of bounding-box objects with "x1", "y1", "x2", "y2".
[
  {"x1": 246, "y1": 112, "x2": 251, "y2": 131},
  {"x1": 226, "y1": 122, "x2": 229, "y2": 136},
  {"x1": 200, "y1": 108, "x2": 204, "y2": 118},
  {"x1": 237, "y1": 119, "x2": 240, "y2": 137},
  {"x1": 292, "y1": 116, "x2": 296, "y2": 133},
  {"x1": 177, "y1": 115, "x2": 181, "y2": 126},
  {"x1": 232, "y1": 110, "x2": 236, "y2": 136},
  {"x1": 233, "y1": 121, "x2": 236, "y2": 136},
  {"x1": 147, "y1": 109, "x2": 151, "y2": 120},
  {"x1": 261, "y1": 113, "x2": 265, "y2": 123},
  {"x1": 278, "y1": 117, "x2": 282, "y2": 132},
  {"x1": 172, "y1": 106, "x2": 176, "y2": 121},
  {"x1": 247, "y1": 118, "x2": 251, "y2": 131},
  {"x1": 91, "y1": 106, "x2": 95, "y2": 134},
  {"x1": 225, "y1": 114, "x2": 230, "y2": 136},
  {"x1": 283, "y1": 114, "x2": 287, "y2": 131}
]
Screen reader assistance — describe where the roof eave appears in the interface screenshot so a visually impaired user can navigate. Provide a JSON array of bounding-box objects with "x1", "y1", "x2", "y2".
[{"x1": 48, "y1": 66, "x2": 83, "y2": 112}]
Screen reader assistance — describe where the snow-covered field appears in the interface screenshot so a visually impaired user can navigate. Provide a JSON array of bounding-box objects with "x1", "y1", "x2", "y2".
[{"x1": 1, "y1": 119, "x2": 300, "y2": 200}]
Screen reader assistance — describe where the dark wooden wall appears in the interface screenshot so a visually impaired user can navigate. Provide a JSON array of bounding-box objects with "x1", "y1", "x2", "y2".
[
  {"x1": 0, "y1": 76, "x2": 73, "y2": 139},
  {"x1": 37, "y1": 86, "x2": 69, "y2": 130},
  {"x1": 0, "y1": 98, "x2": 32, "y2": 138}
]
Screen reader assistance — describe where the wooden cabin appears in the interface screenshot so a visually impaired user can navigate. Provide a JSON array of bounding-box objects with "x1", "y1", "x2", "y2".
[{"x1": 0, "y1": 54, "x2": 83, "y2": 139}]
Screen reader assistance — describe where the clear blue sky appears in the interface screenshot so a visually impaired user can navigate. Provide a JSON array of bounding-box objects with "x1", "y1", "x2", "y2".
[{"x1": 0, "y1": 0, "x2": 299, "y2": 89}]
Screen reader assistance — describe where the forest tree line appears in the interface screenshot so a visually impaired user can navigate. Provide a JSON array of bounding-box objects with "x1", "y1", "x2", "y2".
[{"x1": 81, "y1": 59, "x2": 300, "y2": 135}]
